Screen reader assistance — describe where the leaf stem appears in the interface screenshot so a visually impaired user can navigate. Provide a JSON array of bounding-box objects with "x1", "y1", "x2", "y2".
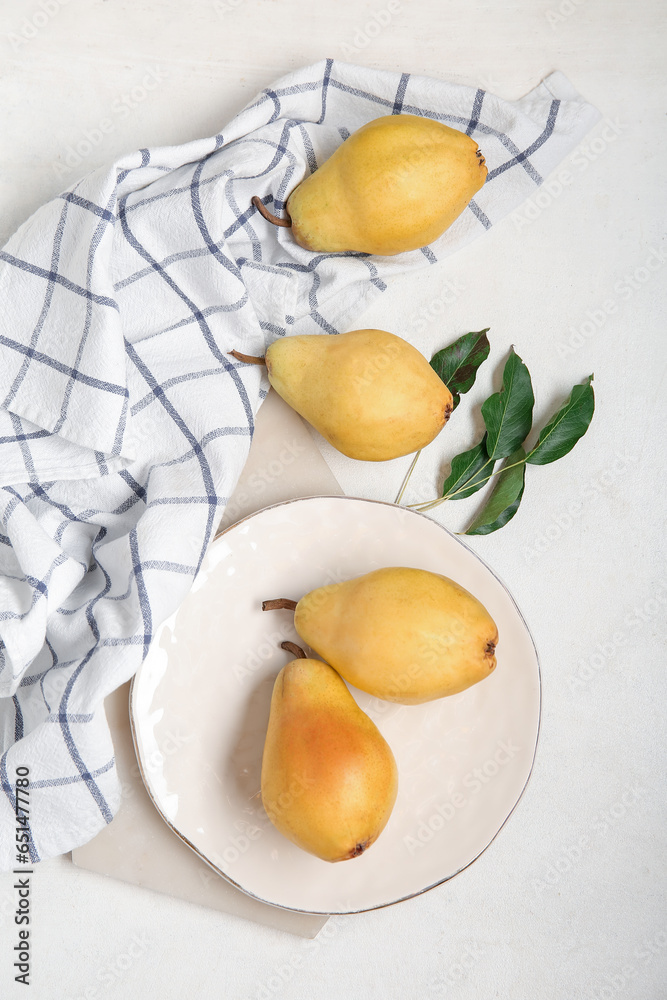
[
  {"x1": 394, "y1": 450, "x2": 422, "y2": 505},
  {"x1": 443, "y1": 456, "x2": 495, "y2": 501},
  {"x1": 409, "y1": 455, "x2": 529, "y2": 511}
]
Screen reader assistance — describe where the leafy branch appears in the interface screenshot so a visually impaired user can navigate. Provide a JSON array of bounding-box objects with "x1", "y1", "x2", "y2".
[{"x1": 397, "y1": 331, "x2": 595, "y2": 535}]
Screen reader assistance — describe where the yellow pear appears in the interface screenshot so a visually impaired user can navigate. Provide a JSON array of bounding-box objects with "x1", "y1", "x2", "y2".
[
  {"x1": 264, "y1": 568, "x2": 498, "y2": 704},
  {"x1": 264, "y1": 329, "x2": 453, "y2": 461},
  {"x1": 260, "y1": 645, "x2": 398, "y2": 862},
  {"x1": 252, "y1": 113, "x2": 487, "y2": 255}
]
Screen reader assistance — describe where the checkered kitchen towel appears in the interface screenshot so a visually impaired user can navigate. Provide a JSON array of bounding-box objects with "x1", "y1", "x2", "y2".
[{"x1": 0, "y1": 60, "x2": 600, "y2": 867}]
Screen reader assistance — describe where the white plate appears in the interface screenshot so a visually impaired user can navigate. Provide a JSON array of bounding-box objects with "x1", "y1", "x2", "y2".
[{"x1": 130, "y1": 496, "x2": 540, "y2": 914}]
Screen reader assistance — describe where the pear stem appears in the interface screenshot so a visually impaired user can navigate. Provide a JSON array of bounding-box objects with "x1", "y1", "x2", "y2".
[
  {"x1": 251, "y1": 196, "x2": 292, "y2": 229},
  {"x1": 281, "y1": 641, "x2": 306, "y2": 659},
  {"x1": 229, "y1": 350, "x2": 266, "y2": 366},
  {"x1": 262, "y1": 598, "x2": 298, "y2": 612}
]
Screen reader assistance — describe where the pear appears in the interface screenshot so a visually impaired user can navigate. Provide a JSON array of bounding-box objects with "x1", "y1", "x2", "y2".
[
  {"x1": 263, "y1": 329, "x2": 453, "y2": 461},
  {"x1": 260, "y1": 644, "x2": 398, "y2": 862},
  {"x1": 264, "y1": 568, "x2": 498, "y2": 704},
  {"x1": 252, "y1": 113, "x2": 487, "y2": 255}
]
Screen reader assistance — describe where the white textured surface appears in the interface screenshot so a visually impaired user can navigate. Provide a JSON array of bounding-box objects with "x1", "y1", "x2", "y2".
[{"x1": 1, "y1": 2, "x2": 666, "y2": 999}]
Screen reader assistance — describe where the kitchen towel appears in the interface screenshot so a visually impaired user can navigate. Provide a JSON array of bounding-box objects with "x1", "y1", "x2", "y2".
[{"x1": 0, "y1": 59, "x2": 600, "y2": 866}]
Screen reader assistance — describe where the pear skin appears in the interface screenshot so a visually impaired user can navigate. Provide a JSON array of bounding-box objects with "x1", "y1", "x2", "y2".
[
  {"x1": 260, "y1": 655, "x2": 398, "y2": 862},
  {"x1": 293, "y1": 567, "x2": 499, "y2": 704},
  {"x1": 265, "y1": 329, "x2": 453, "y2": 461},
  {"x1": 285, "y1": 114, "x2": 487, "y2": 255}
]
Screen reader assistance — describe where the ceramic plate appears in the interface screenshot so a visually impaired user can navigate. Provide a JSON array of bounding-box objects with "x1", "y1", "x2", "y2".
[{"x1": 129, "y1": 496, "x2": 540, "y2": 914}]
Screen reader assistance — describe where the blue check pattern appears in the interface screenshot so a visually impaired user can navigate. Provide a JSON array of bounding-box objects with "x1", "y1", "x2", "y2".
[{"x1": 0, "y1": 60, "x2": 599, "y2": 866}]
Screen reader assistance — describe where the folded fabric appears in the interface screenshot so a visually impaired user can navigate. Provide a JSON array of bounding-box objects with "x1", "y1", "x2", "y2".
[{"x1": 0, "y1": 59, "x2": 600, "y2": 867}]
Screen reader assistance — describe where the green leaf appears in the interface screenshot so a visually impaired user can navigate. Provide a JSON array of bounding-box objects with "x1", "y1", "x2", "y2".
[
  {"x1": 467, "y1": 481, "x2": 526, "y2": 535},
  {"x1": 481, "y1": 348, "x2": 534, "y2": 460},
  {"x1": 466, "y1": 447, "x2": 526, "y2": 535},
  {"x1": 527, "y1": 375, "x2": 595, "y2": 466},
  {"x1": 430, "y1": 329, "x2": 490, "y2": 410},
  {"x1": 441, "y1": 439, "x2": 494, "y2": 501}
]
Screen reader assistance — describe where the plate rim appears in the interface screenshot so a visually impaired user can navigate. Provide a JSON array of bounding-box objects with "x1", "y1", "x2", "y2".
[{"x1": 129, "y1": 494, "x2": 542, "y2": 916}]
